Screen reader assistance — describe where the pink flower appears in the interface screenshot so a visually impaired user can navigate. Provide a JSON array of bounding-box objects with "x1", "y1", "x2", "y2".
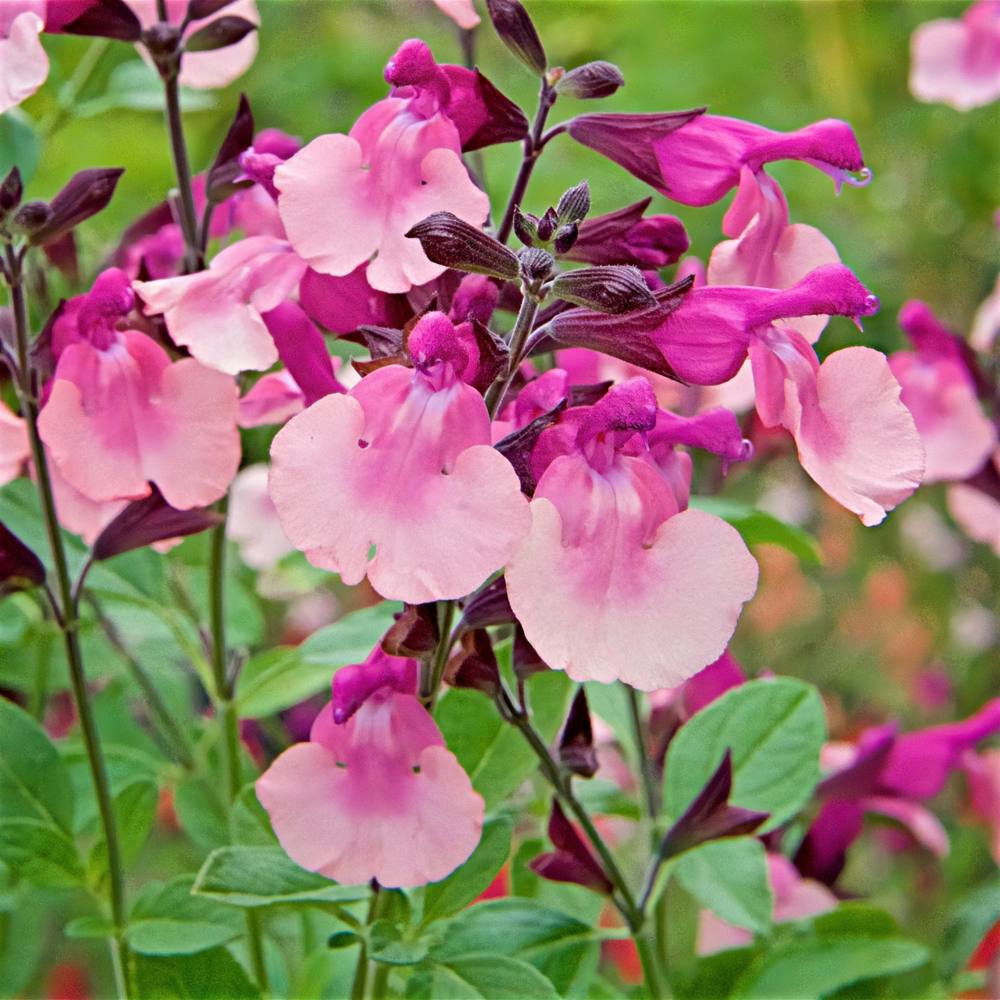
[
  {"x1": 432, "y1": 0, "x2": 480, "y2": 29},
  {"x1": 228, "y1": 465, "x2": 293, "y2": 570},
  {"x1": 890, "y1": 300, "x2": 996, "y2": 483},
  {"x1": 298, "y1": 265, "x2": 411, "y2": 337},
  {"x1": 238, "y1": 371, "x2": 305, "y2": 428},
  {"x1": 47, "y1": 459, "x2": 125, "y2": 545},
  {"x1": 256, "y1": 645, "x2": 484, "y2": 887},
  {"x1": 0, "y1": 400, "x2": 29, "y2": 485},
  {"x1": 947, "y1": 454, "x2": 1000, "y2": 555},
  {"x1": 698, "y1": 854, "x2": 837, "y2": 955},
  {"x1": 971, "y1": 272, "x2": 1000, "y2": 351},
  {"x1": 563, "y1": 198, "x2": 689, "y2": 269},
  {"x1": 275, "y1": 40, "x2": 489, "y2": 293},
  {"x1": 964, "y1": 749, "x2": 1000, "y2": 864},
  {"x1": 505, "y1": 379, "x2": 758, "y2": 690},
  {"x1": 0, "y1": 1, "x2": 47, "y2": 115},
  {"x1": 910, "y1": 0, "x2": 1000, "y2": 111},
  {"x1": 134, "y1": 237, "x2": 308, "y2": 375},
  {"x1": 269, "y1": 311, "x2": 529, "y2": 603},
  {"x1": 129, "y1": 0, "x2": 259, "y2": 89},
  {"x1": 37, "y1": 269, "x2": 240, "y2": 509}
]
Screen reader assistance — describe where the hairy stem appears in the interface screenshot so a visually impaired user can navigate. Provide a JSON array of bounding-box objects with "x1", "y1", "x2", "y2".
[
  {"x1": 4, "y1": 246, "x2": 131, "y2": 998},
  {"x1": 496, "y1": 79, "x2": 556, "y2": 244},
  {"x1": 484, "y1": 292, "x2": 541, "y2": 417}
]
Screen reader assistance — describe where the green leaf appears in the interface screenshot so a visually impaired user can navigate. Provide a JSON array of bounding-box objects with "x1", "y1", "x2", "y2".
[
  {"x1": 941, "y1": 878, "x2": 1000, "y2": 980},
  {"x1": 0, "y1": 886, "x2": 46, "y2": 997},
  {"x1": 231, "y1": 784, "x2": 279, "y2": 847},
  {"x1": 126, "y1": 918, "x2": 240, "y2": 956},
  {"x1": 192, "y1": 846, "x2": 368, "y2": 908},
  {"x1": 691, "y1": 497, "x2": 822, "y2": 567},
  {"x1": 435, "y1": 671, "x2": 572, "y2": 809},
  {"x1": 368, "y1": 919, "x2": 430, "y2": 966},
  {"x1": 422, "y1": 815, "x2": 513, "y2": 925},
  {"x1": 674, "y1": 838, "x2": 772, "y2": 935},
  {"x1": 0, "y1": 112, "x2": 40, "y2": 182},
  {"x1": 435, "y1": 898, "x2": 600, "y2": 997},
  {"x1": 731, "y1": 936, "x2": 930, "y2": 999},
  {"x1": 0, "y1": 696, "x2": 74, "y2": 833},
  {"x1": 408, "y1": 955, "x2": 560, "y2": 999},
  {"x1": 174, "y1": 776, "x2": 230, "y2": 853},
  {"x1": 0, "y1": 818, "x2": 84, "y2": 887},
  {"x1": 236, "y1": 602, "x2": 400, "y2": 718},
  {"x1": 132, "y1": 947, "x2": 260, "y2": 999},
  {"x1": 89, "y1": 779, "x2": 158, "y2": 887},
  {"x1": 65, "y1": 914, "x2": 114, "y2": 939},
  {"x1": 74, "y1": 62, "x2": 217, "y2": 118},
  {"x1": 664, "y1": 678, "x2": 826, "y2": 830}
]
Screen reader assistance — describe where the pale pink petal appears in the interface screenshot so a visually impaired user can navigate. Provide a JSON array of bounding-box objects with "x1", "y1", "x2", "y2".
[
  {"x1": 971, "y1": 273, "x2": 1000, "y2": 351},
  {"x1": 791, "y1": 347, "x2": 925, "y2": 527},
  {"x1": 46, "y1": 459, "x2": 126, "y2": 545},
  {"x1": 269, "y1": 366, "x2": 529, "y2": 602},
  {"x1": 864, "y1": 796, "x2": 950, "y2": 857},
  {"x1": 947, "y1": 481, "x2": 1000, "y2": 556},
  {"x1": 228, "y1": 464, "x2": 293, "y2": 570},
  {"x1": 697, "y1": 910, "x2": 752, "y2": 955},
  {"x1": 506, "y1": 457, "x2": 758, "y2": 690},
  {"x1": 432, "y1": 0, "x2": 480, "y2": 29},
  {"x1": 0, "y1": 400, "x2": 28, "y2": 485},
  {"x1": 963, "y1": 750, "x2": 1000, "y2": 864},
  {"x1": 0, "y1": 11, "x2": 47, "y2": 115},
  {"x1": 135, "y1": 237, "x2": 306, "y2": 375},
  {"x1": 238, "y1": 370, "x2": 305, "y2": 428},
  {"x1": 769, "y1": 854, "x2": 837, "y2": 921}
]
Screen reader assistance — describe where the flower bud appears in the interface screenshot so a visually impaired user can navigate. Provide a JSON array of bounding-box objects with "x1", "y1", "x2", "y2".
[
  {"x1": 550, "y1": 265, "x2": 656, "y2": 314},
  {"x1": 445, "y1": 629, "x2": 501, "y2": 698},
  {"x1": 12, "y1": 201, "x2": 52, "y2": 238},
  {"x1": 0, "y1": 166, "x2": 23, "y2": 218},
  {"x1": 406, "y1": 212, "x2": 520, "y2": 281},
  {"x1": 61, "y1": 0, "x2": 143, "y2": 42},
  {"x1": 29, "y1": 168, "x2": 124, "y2": 247},
  {"x1": 207, "y1": 94, "x2": 256, "y2": 203},
  {"x1": 381, "y1": 604, "x2": 439, "y2": 658},
  {"x1": 485, "y1": 0, "x2": 547, "y2": 76},
  {"x1": 536, "y1": 206, "x2": 559, "y2": 242},
  {"x1": 0, "y1": 521, "x2": 46, "y2": 596},
  {"x1": 553, "y1": 223, "x2": 578, "y2": 255},
  {"x1": 185, "y1": 15, "x2": 257, "y2": 52},
  {"x1": 518, "y1": 247, "x2": 556, "y2": 287},
  {"x1": 558, "y1": 689, "x2": 598, "y2": 778},
  {"x1": 555, "y1": 60, "x2": 625, "y2": 100},
  {"x1": 513, "y1": 207, "x2": 538, "y2": 247},
  {"x1": 142, "y1": 22, "x2": 182, "y2": 58},
  {"x1": 556, "y1": 181, "x2": 590, "y2": 225}
]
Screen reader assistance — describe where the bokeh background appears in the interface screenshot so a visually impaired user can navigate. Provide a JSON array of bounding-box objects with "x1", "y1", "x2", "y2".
[{"x1": 2, "y1": 0, "x2": 998, "y2": 994}]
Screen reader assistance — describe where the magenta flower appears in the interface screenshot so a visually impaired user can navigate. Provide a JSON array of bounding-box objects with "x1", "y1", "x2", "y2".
[
  {"x1": 134, "y1": 237, "x2": 308, "y2": 375},
  {"x1": 910, "y1": 0, "x2": 1000, "y2": 111},
  {"x1": 269, "y1": 311, "x2": 529, "y2": 603},
  {"x1": 563, "y1": 198, "x2": 689, "y2": 269},
  {"x1": 129, "y1": 0, "x2": 260, "y2": 90},
  {"x1": 890, "y1": 300, "x2": 996, "y2": 483},
  {"x1": 275, "y1": 40, "x2": 489, "y2": 293},
  {"x1": 0, "y1": 1, "x2": 47, "y2": 114},
  {"x1": 505, "y1": 378, "x2": 758, "y2": 690},
  {"x1": 298, "y1": 265, "x2": 411, "y2": 337},
  {"x1": 256, "y1": 645, "x2": 484, "y2": 887},
  {"x1": 37, "y1": 269, "x2": 240, "y2": 509}
]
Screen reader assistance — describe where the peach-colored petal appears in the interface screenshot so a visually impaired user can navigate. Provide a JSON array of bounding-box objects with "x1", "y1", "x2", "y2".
[
  {"x1": 432, "y1": 0, "x2": 480, "y2": 29},
  {"x1": 0, "y1": 10, "x2": 47, "y2": 115},
  {"x1": 947, "y1": 480, "x2": 1000, "y2": 556},
  {"x1": 228, "y1": 464, "x2": 293, "y2": 570},
  {"x1": 0, "y1": 400, "x2": 29, "y2": 485}
]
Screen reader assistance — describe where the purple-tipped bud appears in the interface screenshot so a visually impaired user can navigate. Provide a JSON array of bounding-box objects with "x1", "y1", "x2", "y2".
[
  {"x1": 0, "y1": 522, "x2": 45, "y2": 596},
  {"x1": 550, "y1": 265, "x2": 656, "y2": 314},
  {"x1": 407, "y1": 212, "x2": 520, "y2": 281},
  {"x1": 556, "y1": 181, "x2": 591, "y2": 225},
  {"x1": 518, "y1": 247, "x2": 556, "y2": 287},
  {"x1": 207, "y1": 94, "x2": 255, "y2": 203},
  {"x1": 565, "y1": 199, "x2": 689, "y2": 268},
  {"x1": 11, "y1": 201, "x2": 51, "y2": 237},
  {"x1": 381, "y1": 604, "x2": 440, "y2": 659},
  {"x1": 513, "y1": 207, "x2": 539, "y2": 247},
  {"x1": 536, "y1": 206, "x2": 559, "y2": 242},
  {"x1": 92, "y1": 487, "x2": 222, "y2": 561},
  {"x1": 559, "y1": 689, "x2": 598, "y2": 778},
  {"x1": 555, "y1": 60, "x2": 625, "y2": 100},
  {"x1": 485, "y1": 0, "x2": 546, "y2": 76},
  {"x1": 185, "y1": 14, "x2": 257, "y2": 52},
  {"x1": 0, "y1": 166, "x2": 23, "y2": 217},
  {"x1": 530, "y1": 800, "x2": 613, "y2": 895},
  {"x1": 446, "y1": 629, "x2": 502, "y2": 698},
  {"x1": 29, "y1": 168, "x2": 124, "y2": 247},
  {"x1": 460, "y1": 578, "x2": 515, "y2": 631},
  {"x1": 553, "y1": 224, "x2": 578, "y2": 255}
]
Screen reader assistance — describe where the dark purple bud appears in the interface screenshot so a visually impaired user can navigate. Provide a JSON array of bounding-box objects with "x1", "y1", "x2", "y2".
[
  {"x1": 530, "y1": 800, "x2": 613, "y2": 895},
  {"x1": 355, "y1": 325, "x2": 405, "y2": 362},
  {"x1": 92, "y1": 487, "x2": 222, "y2": 561},
  {"x1": 62, "y1": 0, "x2": 142, "y2": 41},
  {"x1": 656, "y1": 751, "x2": 769, "y2": 861},
  {"x1": 513, "y1": 207, "x2": 538, "y2": 248},
  {"x1": 553, "y1": 223, "x2": 578, "y2": 255},
  {"x1": 12, "y1": 201, "x2": 52, "y2": 238},
  {"x1": 518, "y1": 247, "x2": 555, "y2": 287},
  {"x1": 207, "y1": 94, "x2": 255, "y2": 204},
  {"x1": 465, "y1": 319, "x2": 509, "y2": 394},
  {"x1": 460, "y1": 578, "x2": 515, "y2": 630},
  {"x1": 565, "y1": 198, "x2": 689, "y2": 268},
  {"x1": 0, "y1": 522, "x2": 45, "y2": 596},
  {"x1": 494, "y1": 400, "x2": 567, "y2": 496},
  {"x1": 566, "y1": 110, "x2": 705, "y2": 192},
  {"x1": 446, "y1": 629, "x2": 501, "y2": 698},
  {"x1": 0, "y1": 167, "x2": 23, "y2": 217},
  {"x1": 545, "y1": 274, "x2": 693, "y2": 380},
  {"x1": 550, "y1": 265, "x2": 656, "y2": 314},
  {"x1": 556, "y1": 181, "x2": 590, "y2": 225},
  {"x1": 536, "y1": 207, "x2": 559, "y2": 242},
  {"x1": 29, "y1": 168, "x2": 124, "y2": 247},
  {"x1": 41, "y1": 232, "x2": 80, "y2": 285},
  {"x1": 455, "y1": 69, "x2": 530, "y2": 153},
  {"x1": 187, "y1": 0, "x2": 239, "y2": 19},
  {"x1": 407, "y1": 212, "x2": 520, "y2": 281},
  {"x1": 381, "y1": 604, "x2": 439, "y2": 659},
  {"x1": 184, "y1": 15, "x2": 256, "y2": 52},
  {"x1": 485, "y1": 0, "x2": 546, "y2": 76},
  {"x1": 559, "y1": 689, "x2": 598, "y2": 778},
  {"x1": 514, "y1": 624, "x2": 547, "y2": 680},
  {"x1": 556, "y1": 60, "x2": 625, "y2": 100}
]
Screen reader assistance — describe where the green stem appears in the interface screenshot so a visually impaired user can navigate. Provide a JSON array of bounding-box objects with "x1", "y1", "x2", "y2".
[
  {"x1": 484, "y1": 292, "x2": 541, "y2": 417},
  {"x1": 625, "y1": 685, "x2": 659, "y2": 822},
  {"x1": 4, "y1": 246, "x2": 131, "y2": 998},
  {"x1": 349, "y1": 889, "x2": 380, "y2": 1000},
  {"x1": 39, "y1": 39, "x2": 109, "y2": 138},
  {"x1": 421, "y1": 600, "x2": 457, "y2": 706},
  {"x1": 635, "y1": 930, "x2": 668, "y2": 1000}
]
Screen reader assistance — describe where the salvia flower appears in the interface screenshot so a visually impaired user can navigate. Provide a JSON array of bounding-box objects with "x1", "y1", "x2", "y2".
[
  {"x1": 890, "y1": 300, "x2": 996, "y2": 483},
  {"x1": 257, "y1": 645, "x2": 484, "y2": 887},
  {"x1": 275, "y1": 39, "x2": 490, "y2": 293},
  {"x1": 910, "y1": 0, "x2": 1000, "y2": 111},
  {"x1": 269, "y1": 310, "x2": 529, "y2": 603},
  {"x1": 563, "y1": 198, "x2": 689, "y2": 269},
  {"x1": 0, "y1": 1, "x2": 47, "y2": 115},
  {"x1": 505, "y1": 377, "x2": 758, "y2": 689},
  {"x1": 37, "y1": 268, "x2": 240, "y2": 509}
]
